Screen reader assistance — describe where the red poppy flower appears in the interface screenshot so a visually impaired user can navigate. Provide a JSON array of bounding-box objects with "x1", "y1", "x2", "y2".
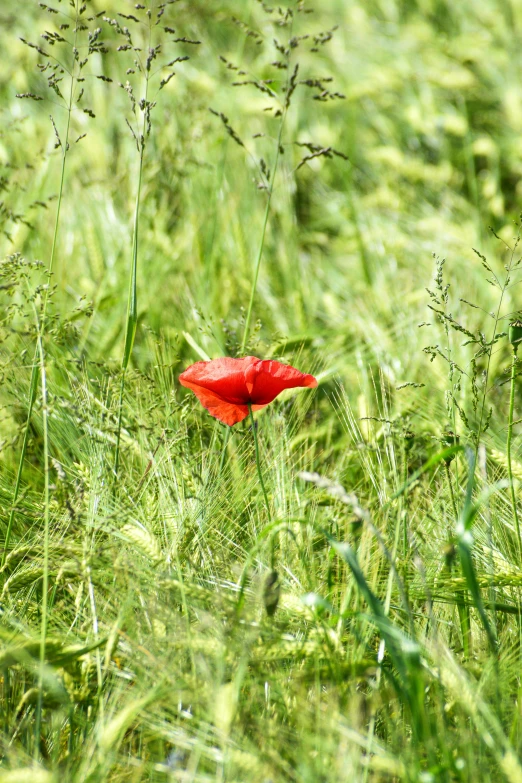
[{"x1": 179, "y1": 356, "x2": 318, "y2": 426}]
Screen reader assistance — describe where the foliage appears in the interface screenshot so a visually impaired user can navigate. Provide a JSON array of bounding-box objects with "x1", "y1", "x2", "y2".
[{"x1": 2, "y1": 0, "x2": 522, "y2": 781}]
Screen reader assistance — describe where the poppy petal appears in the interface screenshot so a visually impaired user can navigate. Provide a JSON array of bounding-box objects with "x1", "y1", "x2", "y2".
[
  {"x1": 180, "y1": 378, "x2": 249, "y2": 426},
  {"x1": 179, "y1": 357, "x2": 257, "y2": 404},
  {"x1": 249, "y1": 360, "x2": 317, "y2": 405},
  {"x1": 179, "y1": 356, "x2": 316, "y2": 424}
]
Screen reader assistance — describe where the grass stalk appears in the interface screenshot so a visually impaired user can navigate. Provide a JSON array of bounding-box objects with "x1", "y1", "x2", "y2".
[
  {"x1": 218, "y1": 426, "x2": 231, "y2": 475},
  {"x1": 219, "y1": 63, "x2": 291, "y2": 476},
  {"x1": 240, "y1": 111, "x2": 286, "y2": 355},
  {"x1": 401, "y1": 444, "x2": 408, "y2": 580},
  {"x1": 446, "y1": 461, "x2": 472, "y2": 657},
  {"x1": 240, "y1": 5, "x2": 298, "y2": 355},
  {"x1": 2, "y1": 15, "x2": 78, "y2": 567},
  {"x1": 26, "y1": 4, "x2": 81, "y2": 747},
  {"x1": 114, "y1": 142, "x2": 145, "y2": 476},
  {"x1": 445, "y1": 462, "x2": 458, "y2": 520},
  {"x1": 114, "y1": 29, "x2": 152, "y2": 477},
  {"x1": 33, "y1": 312, "x2": 51, "y2": 755},
  {"x1": 474, "y1": 235, "x2": 520, "y2": 466},
  {"x1": 2, "y1": 4, "x2": 80, "y2": 747},
  {"x1": 507, "y1": 345, "x2": 522, "y2": 557}
]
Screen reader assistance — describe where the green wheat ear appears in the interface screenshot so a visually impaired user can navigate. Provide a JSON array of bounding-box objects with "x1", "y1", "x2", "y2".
[{"x1": 263, "y1": 569, "x2": 281, "y2": 617}]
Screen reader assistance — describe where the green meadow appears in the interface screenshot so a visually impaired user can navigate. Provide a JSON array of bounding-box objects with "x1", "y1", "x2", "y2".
[{"x1": 2, "y1": 0, "x2": 522, "y2": 780}]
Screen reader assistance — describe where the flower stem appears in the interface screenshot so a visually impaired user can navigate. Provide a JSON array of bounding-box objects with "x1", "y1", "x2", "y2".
[
  {"x1": 248, "y1": 404, "x2": 270, "y2": 518},
  {"x1": 507, "y1": 345, "x2": 522, "y2": 557}
]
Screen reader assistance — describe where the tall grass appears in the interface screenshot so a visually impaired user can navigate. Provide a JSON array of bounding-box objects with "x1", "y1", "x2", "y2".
[{"x1": 3, "y1": 0, "x2": 522, "y2": 781}]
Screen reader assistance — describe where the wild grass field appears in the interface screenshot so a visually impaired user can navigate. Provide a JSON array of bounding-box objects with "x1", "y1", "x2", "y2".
[{"x1": 3, "y1": 0, "x2": 522, "y2": 780}]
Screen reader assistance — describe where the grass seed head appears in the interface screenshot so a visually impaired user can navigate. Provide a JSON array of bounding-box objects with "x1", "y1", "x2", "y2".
[{"x1": 441, "y1": 429, "x2": 459, "y2": 464}]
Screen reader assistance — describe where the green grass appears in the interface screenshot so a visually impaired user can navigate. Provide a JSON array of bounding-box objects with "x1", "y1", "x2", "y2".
[{"x1": 3, "y1": 0, "x2": 522, "y2": 780}]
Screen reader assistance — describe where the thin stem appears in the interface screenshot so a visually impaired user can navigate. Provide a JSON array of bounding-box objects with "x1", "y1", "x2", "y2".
[
  {"x1": 240, "y1": 2, "x2": 296, "y2": 356},
  {"x1": 221, "y1": 18, "x2": 294, "y2": 477},
  {"x1": 218, "y1": 427, "x2": 230, "y2": 475},
  {"x1": 445, "y1": 462, "x2": 458, "y2": 519},
  {"x1": 401, "y1": 449, "x2": 408, "y2": 557},
  {"x1": 364, "y1": 467, "x2": 406, "y2": 783},
  {"x1": 113, "y1": 146, "x2": 144, "y2": 476},
  {"x1": 32, "y1": 7, "x2": 80, "y2": 748},
  {"x1": 2, "y1": 16, "x2": 77, "y2": 568},
  {"x1": 114, "y1": 34, "x2": 151, "y2": 476},
  {"x1": 240, "y1": 112, "x2": 286, "y2": 355},
  {"x1": 507, "y1": 346, "x2": 522, "y2": 557},
  {"x1": 34, "y1": 322, "x2": 50, "y2": 755},
  {"x1": 445, "y1": 459, "x2": 471, "y2": 657},
  {"x1": 248, "y1": 404, "x2": 270, "y2": 518},
  {"x1": 401, "y1": 447, "x2": 409, "y2": 598},
  {"x1": 219, "y1": 79, "x2": 288, "y2": 477},
  {"x1": 2, "y1": 367, "x2": 38, "y2": 568},
  {"x1": 474, "y1": 234, "x2": 520, "y2": 465}
]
